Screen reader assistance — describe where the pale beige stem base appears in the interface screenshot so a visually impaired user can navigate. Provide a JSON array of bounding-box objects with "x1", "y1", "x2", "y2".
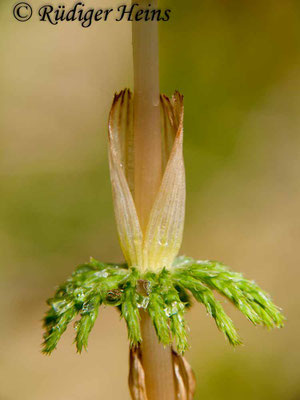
[{"x1": 140, "y1": 311, "x2": 176, "y2": 400}]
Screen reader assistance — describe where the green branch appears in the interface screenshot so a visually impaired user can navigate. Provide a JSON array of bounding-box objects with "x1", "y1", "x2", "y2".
[
  {"x1": 42, "y1": 256, "x2": 284, "y2": 355},
  {"x1": 173, "y1": 257, "x2": 284, "y2": 329}
]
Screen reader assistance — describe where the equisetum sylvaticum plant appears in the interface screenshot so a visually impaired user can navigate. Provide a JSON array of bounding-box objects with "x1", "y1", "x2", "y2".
[{"x1": 42, "y1": 1, "x2": 284, "y2": 399}]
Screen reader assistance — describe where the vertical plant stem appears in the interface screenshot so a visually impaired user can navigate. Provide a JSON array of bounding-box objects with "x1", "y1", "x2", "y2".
[
  {"x1": 132, "y1": 1, "x2": 176, "y2": 399},
  {"x1": 132, "y1": 0, "x2": 161, "y2": 231},
  {"x1": 139, "y1": 310, "x2": 176, "y2": 400}
]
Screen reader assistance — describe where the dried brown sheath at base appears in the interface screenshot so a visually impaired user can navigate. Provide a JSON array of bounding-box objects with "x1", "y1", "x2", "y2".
[
  {"x1": 129, "y1": 346, "x2": 149, "y2": 400},
  {"x1": 129, "y1": 346, "x2": 196, "y2": 400},
  {"x1": 172, "y1": 349, "x2": 196, "y2": 400}
]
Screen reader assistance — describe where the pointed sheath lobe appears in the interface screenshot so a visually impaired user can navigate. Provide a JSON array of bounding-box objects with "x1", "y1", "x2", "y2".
[
  {"x1": 108, "y1": 90, "x2": 143, "y2": 268},
  {"x1": 108, "y1": 90, "x2": 185, "y2": 273}
]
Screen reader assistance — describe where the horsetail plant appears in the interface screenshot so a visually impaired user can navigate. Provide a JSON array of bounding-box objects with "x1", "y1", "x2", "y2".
[{"x1": 42, "y1": 1, "x2": 284, "y2": 399}]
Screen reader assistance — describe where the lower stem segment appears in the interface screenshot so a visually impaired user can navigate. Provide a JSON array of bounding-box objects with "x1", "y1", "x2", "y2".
[{"x1": 140, "y1": 311, "x2": 176, "y2": 400}]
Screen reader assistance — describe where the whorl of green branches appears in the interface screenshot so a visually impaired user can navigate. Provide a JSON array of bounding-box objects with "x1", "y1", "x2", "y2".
[{"x1": 42, "y1": 256, "x2": 284, "y2": 355}]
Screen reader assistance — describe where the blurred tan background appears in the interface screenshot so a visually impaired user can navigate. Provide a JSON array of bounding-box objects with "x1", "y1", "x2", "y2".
[{"x1": 1, "y1": 0, "x2": 299, "y2": 399}]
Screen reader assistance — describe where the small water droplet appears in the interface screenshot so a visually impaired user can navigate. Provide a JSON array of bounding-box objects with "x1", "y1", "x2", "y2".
[
  {"x1": 106, "y1": 289, "x2": 122, "y2": 304},
  {"x1": 137, "y1": 296, "x2": 149, "y2": 309},
  {"x1": 73, "y1": 288, "x2": 85, "y2": 302},
  {"x1": 95, "y1": 270, "x2": 109, "y2": 278},
  {"x1": 158, "y1": 239, "x2": 168, "y2": 247},
  {"x1": 51, "y1": 299, "x2": 70, "y2": 314},
  {"x1": 164, "y1": 307, "x2": 171, "y2": 317}
]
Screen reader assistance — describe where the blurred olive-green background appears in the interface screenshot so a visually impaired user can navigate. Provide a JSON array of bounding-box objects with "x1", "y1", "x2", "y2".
[{"x1": 1, "y1": 0, "x2": 299, "y2": 399}]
